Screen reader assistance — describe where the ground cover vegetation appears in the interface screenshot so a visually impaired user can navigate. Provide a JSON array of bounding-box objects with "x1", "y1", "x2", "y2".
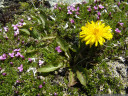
[{"x1": 0, "y1": 0, "x2": 128, "y2": 95}]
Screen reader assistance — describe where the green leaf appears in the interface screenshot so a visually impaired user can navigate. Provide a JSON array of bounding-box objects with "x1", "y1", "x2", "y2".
[
  {"x1": 76, "y1": 70, "x2": 86, "y2": 86},
  {"x1": 42, "y1": 36, "x2": 56, "y2": 40},
  {"x1": 68, "y1": 70, "x2": 77, "y2": 87},
  {"x1": 20, "y1": 29, "x2": 30, "y2": 35},
  {"x1": 56, "y1": 37, "x2": 71, "y2": 58},
  {"x1": 37, "y1": 62, "x2": 63, "y2": 73},
  {"x1": 56, "y1": 37, "x2": 69, "y2": 51},
  {"x1": 31, "y1": 28, "x2": 39, "y2": 39}
]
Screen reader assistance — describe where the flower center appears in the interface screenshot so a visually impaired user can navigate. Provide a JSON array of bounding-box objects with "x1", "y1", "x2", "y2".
[{"x1": 93, "y1": 28, "x2": 99, "y2": 35}]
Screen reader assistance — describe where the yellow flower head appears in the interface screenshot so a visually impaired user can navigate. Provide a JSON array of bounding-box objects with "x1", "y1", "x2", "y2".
[
  {"x1": 79, "y1": 21, "x2": 113, "y2": 47},
  {"x1": 29, "y1": 27, "x2": 33, "y2": 31}
]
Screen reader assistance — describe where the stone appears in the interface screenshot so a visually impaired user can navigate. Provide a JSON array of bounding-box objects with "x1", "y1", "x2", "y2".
[{"x1": 46, "y1": 0, "x2": 89, "y2": 7}]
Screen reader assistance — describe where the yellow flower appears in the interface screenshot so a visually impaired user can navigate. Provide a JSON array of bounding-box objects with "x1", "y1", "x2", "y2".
[
  {"x1": 79, "y1": 21, "x2": 113, "y2": 47},
  {"x1": 29, "y1": 27, "x2": 33, "y2": 31}
]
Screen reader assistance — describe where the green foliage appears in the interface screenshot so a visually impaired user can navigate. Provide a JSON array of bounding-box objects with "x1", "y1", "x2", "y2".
[{"x1": 0, "y1": 0, "x2": 127, "y2": 95}]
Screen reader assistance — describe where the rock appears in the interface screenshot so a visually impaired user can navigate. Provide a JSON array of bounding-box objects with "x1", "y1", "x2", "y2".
[
  {"x1": 107, "y1": 61, "x2": 128, "y2": 89},
  {"x1": 46, "y1": 0, "x2": 89, "y2": 7}
]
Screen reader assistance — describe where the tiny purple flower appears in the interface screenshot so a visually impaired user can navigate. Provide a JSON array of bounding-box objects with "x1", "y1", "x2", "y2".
[
  {"x1": 5, "y1": 36, "x2": 8, "y2": 40},
  {"x1": 118, "y1": 22, "x2": 124, "y2": 27},
  {"x1": 97, "y1": 12, "x2": 101, "y2": 16},
  {"x1": 54, "y1": 93, "x2": 58, "y2": 96},
  {"x1": 4, "y1": 27, "x2": 8, "y2": 32},
  {"x1": 94, "y1": 6, "x2": 98, "y2": 10},
  {"x1": 2, "y1": 54, "x2": 7, "y2": 58},
  {"x1": 55, "y1": 46, "x2": 62, "y2": 53},
  {"x1": 20, "y1": 19, "x2": 24, "y2": 23},
  {"x1": 12, "y1": 24, "x2": 19, "y2": 31},
  {"x1": 43, "y1": 81, "x2": 45, "y2": 85},
  {"x1": 20, "y1": 55, "x2": 25, "y2": 60},
  {"x1": 109, "y1": 12, "x2": 111, "y2": 16},
  {"x1": 75, "y1": 11, "x2": 80, "y2": 15},
  {"x1": 117, "y1": 2, "x2": 121, "y2": 6},
  {"x1": 0, "y1": 56, "x2": 6, "y2": 61},
  {"x1": 115, "y1": 28, "x2": 121, "y2": 33},
  {"x1": 76, "y1": 7, "x2": 80, "y2": 11},
  {"x1": 18, "y1": 64, "x2": 23, "y2": 72},
  {"x1": 58, "y1": 7, "x2": 61, "y2": 10},
  {"x1": 98, "y1": 4, "x2": 104, "y2": 9},
  {"x1": 22, "y1": 41, "x2": 25, "y2": 44},
  {"x1": 18, "y1": 22, "x2": 23, "y2": 27},
  {"x1": 97, "y1": 16, "x2": 100, "y2": 20},
  {"x1": 15, "y1": 52, "x2": 21, "y2": 57},
  {"x1": 70, "y1": 19, "x2": 75, "y2": 24},
  {"x1": 54, "y1": 4, "x2": 58, "y2": 9},
  {"x1": 67, "y1": 10, "x2": 72, "y2": 14},
  {"x1": 94, "y1": 0, "x2": 97, "y2": 3},
  {"x1": 2, "y1": 73, "x2": 6, "y2": 76},
  {"x1": 10, "y1": 62, "x2": 13, "y2": 65},
  {"x1": 87, "y1": 7, "x2": 91, "y2": 12},
  {"x1": 39, "y1": 84, "x2": 42, "y2": 88},
  {"x1": 14, "y1": 48, "x2": 20, "y2": 52},
  {"x1": 9, "y1": 52, "x2": 15, "y2": 58},
  {"x1": 28, "y1": 58, "x2": 32, "y2": 63},
  {"x1": 39, "y1": 60, "x2": 44, "y2": 66},
  {"x1": 16, "y1": 80, "x2": 20, "y2": 83},
  {"x1": 17, "y1": 38, "x2": 20, "y2": 41},
  {"x1": 82, "y1": 1, "x2": 86, "y2": 4}
]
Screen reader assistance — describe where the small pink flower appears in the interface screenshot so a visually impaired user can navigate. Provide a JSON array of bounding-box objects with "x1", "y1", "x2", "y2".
[
  {"x1": 18, "y1": 22, "x2": 23, "y2": 27},
  {"x1": 94, "y1": 6, "x2": 98, "y2": 10},
  {"x1": 70, "y1": 19, "x2": 75, "y2": 24},
  {"x1": 4, "y1": 27, "x2": 8, "y2": 32},
  {"x1": 38, "y1": 60, "x2": 44, "y2": 66},
  {"x1": 28, "y1": 58, "x2": 32, "y2": 63},
  {"x1": 10, "y1": 62, "x2": 13, "y2": 65},
  {"x1": 54, "y1": 4, "x2": 58, "y2": 9},
  {"x1": 117, "y1": 2, "x2": 121, "y2": 6},
  {"x1": 9, "y1": 52, "x2": 15, "y2": 58},
  {"x1": 75, "y1": 11, "x2": 80, "y2": 15},
  {"x1": 15, "y1": 52, "x2": 21, "y2": 57},
  {"x1": 55, "y1": 46, "x2": 62, "y2": 53},
  {"x1": 98, "y1": 4, "x2": 104, "y2": 9},
  {"x1": 12, "y1": 24, "x2": 19, "y2": 31},
  {"x1": 21, "y1": 19, "x2": 24, "y2": 23},
  {"x1": 76, "y1": 7, "x2": 80, "y2": 11},
  {"x1": 0, "y1": 56, "x2": 6, "y2": 61},
  {"x1": 109, "y1": 12, "x2": 111, "y2": 16},
  {"x1": 39, "y1": 84, "x2": 42, "y2": 88},
  {"x1": 97, "y1": 16, "x2": 100, "y2": 20},
  {"x1": 18, "y1": 64, "x2": 23, "y2": 72},
  {"x1": 2, "y1": 73, "x2": 7, "y2": 76},
  {"x1": 2, "y1": 54, "x2": 7, "y2": 58},
  {"x1": 115, "y1": 28, "x2": 121, "y2": 33},
  {"x1": 97, "y1": 12, "x2": 101, "y2": 16},
  {"x1": 118, "y1": 22, "x2": 124, "y2": 27},
  {"x1": 20, "y1": 55, "x2": 25, "y2": 60},
  {"x1": 58, "y1": 7, "x2": 61, "y2": 10},
  {"x1": 14, "y1": 48, "x2": 20, "y2": 52},
  {"x1": 87, "y1": 7, "x2": 91, "y2": 12},
  {"x1": 67, "y1": 10, "x2": 72, "y2": 14}
]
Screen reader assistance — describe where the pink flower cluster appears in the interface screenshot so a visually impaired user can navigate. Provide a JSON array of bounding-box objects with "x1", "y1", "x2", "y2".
[
  {"x1": 12, "y1": 19, "x2": 25, "y2": 37},
  {"x1": 67, "y1": 4, "x2": 80, "y2": 15},
  {"x1": 0, "y1": 48, "x2": 24, "y2": 61},
  {"x1": 55, "y1": 46, "x2": 62, "y2": 53},
  {"x1": 115, "y1": 22, "x2": 124, "y2": 33}
]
